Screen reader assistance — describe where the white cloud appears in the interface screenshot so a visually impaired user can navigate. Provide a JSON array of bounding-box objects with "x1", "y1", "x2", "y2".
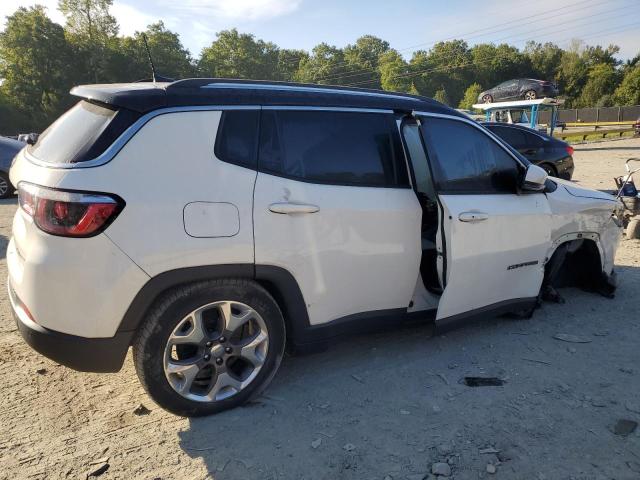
[
  {"x1": 110, "y1": 2, "x2": 157, "y2": 35},
  {"x1": 158, "y1": 0, "x2": 301, "y2": 21}
]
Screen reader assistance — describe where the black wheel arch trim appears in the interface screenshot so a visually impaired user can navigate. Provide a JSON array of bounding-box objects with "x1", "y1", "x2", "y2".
[{"x1": 118, "y1": 264, "x2": 316, "y2": 347}]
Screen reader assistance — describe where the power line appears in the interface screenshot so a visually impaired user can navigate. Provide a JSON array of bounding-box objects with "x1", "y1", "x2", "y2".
[
  {"x1": 343, "y1": 20, "x2": 640, "y2": 89},
  {"x1": 294, "y1": 0, "x2": 602, "y2": 76},
  {"x1": 317, "y1": 2, "x2": 634, "y2": 85},
  {"x1": 310, "y1": 0, "x2": 624, "y2": 84}
]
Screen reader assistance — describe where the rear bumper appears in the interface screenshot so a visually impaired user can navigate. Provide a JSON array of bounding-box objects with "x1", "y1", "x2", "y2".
[{"x1": 9, "y1": 281, "x2": 132, "y2": 372}]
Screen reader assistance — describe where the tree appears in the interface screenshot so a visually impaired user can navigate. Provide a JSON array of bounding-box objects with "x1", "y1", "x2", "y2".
[
  {"x1": 458, "y1": 83, "x2": 483, "y2": 109},
  {"x1": 470, "y1": 43, "x2": 530, "y2": 90},
  {"x1": 614, "y1": 66, "x2": 640, "y2": 105},
  {"x1": 342, "y1": 35, "x2": 390, "y2": 88},
  {"x1": 524, "y1": 41, "x2": 562, "y2": 80},
  {"x1": 277, "y1": 48, "x2": 308, "y2": 81},
  {"x1": 556, "y1": 41, "x2": 589, "y2": 107},
  {"x1": 411, "y1": 40, "x2": 472, "y2": 104},
  {"x1": 198, "y1": 29, "x2": 279, "y2": 80},
  {"x1": 0, "y1": 6, "x2": 74, "y2": 130},
  {"x1": 296, "y1": 43, "x2": 353, "y2": 85},
  {"x1": 378, "y1": 50, "x2": 414, "y2": 93},
  {"x1": 576, "y1": 63, "x2": 618, "y2": 107},
  {"x1": 58, "y1": 0, "x2": 119, "y2": 83},
  {"x1": 116, "y1": 22, "x2": 195, "y2": 81},
  {"x1": 433, "y1": 88, "x2": 450, "y2": 106}
]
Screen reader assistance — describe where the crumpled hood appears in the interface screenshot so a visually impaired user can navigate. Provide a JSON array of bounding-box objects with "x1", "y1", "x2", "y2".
[{"x1": 552, "y1": 178, "x2": 618, "y2": 203}]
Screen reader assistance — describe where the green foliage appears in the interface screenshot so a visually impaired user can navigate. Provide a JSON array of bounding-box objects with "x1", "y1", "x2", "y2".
[
  {"x1": 458, "y1": 83, "x2": 483, "y2": 110},
  {"x1": 198, "y1": 29, "x2": 279, "y2": 80},
  {"x1": 433, "y1": 88, "x2": 450, "y2": 106},
  {"x1": 277, "y1": 49, "x2": 308, "y2": 81},
  {"x1": 58, "y1": 0, "x2": 119, "y2": 83},
  {"x1": 614, "y1": 66, "x2": 640, "y2": 105},
  {"x1": 470, "y1": 43, "x2": 530, "y2": 92},
  {"x1": 378, "y1": 50, "x2": 413, "y2": 93},
  {"x1": 342, "y1": 35, "x2": 390, "y2": 88},
  {"x1": 296, "y1": 43, "x2": 353, "y2": 85},
  {"x1": 575, "y1": 63, "x2": 619, "y2": 107},
  {"x1": 0, "y1": 2, "x2": 638, "y2": 135},
  {"x1": 411, "y1": 40, "x2": 472, "y2": 105},
  {"x1": 524, "y1": 41, "x2": 562, "y2": 80},
  {"x1": 0, "y1": 6, "x2": 74, "y2": 131},
  {"x1": 117, "y1": 22, "x2": 196, "y2": 81}
]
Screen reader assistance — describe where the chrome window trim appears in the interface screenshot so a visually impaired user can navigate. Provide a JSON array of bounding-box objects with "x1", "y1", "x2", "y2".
[
  {"x1": 413, "y1": 111, "x2": 528, "y2": 168},
  {"x1": 26, "y1": 105, "x2": 397, "y2": 169},
  {"x1": 25, "y1": 105, "x2": 260, "y2": 169},
  {"x1": 201, "y1": 82, "x2": 415, "y2": 102},
  {"x1": 262, "y1": 106, "x2": 393, "y2": 114}
]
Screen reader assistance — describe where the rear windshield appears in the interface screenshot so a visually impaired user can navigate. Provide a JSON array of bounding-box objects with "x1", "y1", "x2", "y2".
[{"x1": 29, "y1": 100, "x2": 140, "y2": 164}]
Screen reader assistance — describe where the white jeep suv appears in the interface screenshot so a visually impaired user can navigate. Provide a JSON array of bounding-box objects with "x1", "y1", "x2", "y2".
[{"x1": 7, "y1": 80, "x2": 622, "y2": 416}]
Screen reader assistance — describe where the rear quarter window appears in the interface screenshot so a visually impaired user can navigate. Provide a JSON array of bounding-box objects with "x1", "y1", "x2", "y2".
[
  {"x1": 214, "y1": 110, "x2": 260, "y2": 169},
  {"x1": 28, "y1": 100, "x2": 140, "y2": 164}
]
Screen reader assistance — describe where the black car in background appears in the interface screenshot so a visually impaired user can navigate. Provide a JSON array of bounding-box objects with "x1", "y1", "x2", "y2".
[
  {"x1": 478, "y1": 79, "x2": 559, "y2": 103},
  {"x1": 0, "y1": 136, "x2": 26, "y2": 199},
  {"x1": 484, "y1": 122, "x2": 574, "y2": 180}
]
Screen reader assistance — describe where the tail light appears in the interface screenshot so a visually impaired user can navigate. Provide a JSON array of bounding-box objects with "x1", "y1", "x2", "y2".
[
  {"x1": 565, "y1": 146, "x2": 574, "y2": 156},
  {"x1": 18, "y1": 182, "x2": 124, "y2": 237}
]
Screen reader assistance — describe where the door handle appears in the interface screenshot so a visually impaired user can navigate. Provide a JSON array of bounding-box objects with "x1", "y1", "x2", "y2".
[
  {"x1": 458, "y1": 211, "x2": 488, "y2": 223},
  {"x1": 269, "y1": 202, "x2": 320, "y2": 214}
]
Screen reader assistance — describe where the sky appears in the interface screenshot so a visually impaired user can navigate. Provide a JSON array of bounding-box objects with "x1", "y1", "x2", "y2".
[{"x1": 1, "y1": 0, "x2": 639, "y2": 60}]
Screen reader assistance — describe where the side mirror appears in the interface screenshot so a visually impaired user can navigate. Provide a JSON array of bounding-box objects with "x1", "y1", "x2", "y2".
[{"x1": 522, "y1": 164, "x2": 548, "y2": 192}]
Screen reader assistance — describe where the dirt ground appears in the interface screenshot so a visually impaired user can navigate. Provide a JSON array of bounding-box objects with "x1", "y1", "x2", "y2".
[{"x1": 1, "y1": 138, "x2": 639, "y2": 480}]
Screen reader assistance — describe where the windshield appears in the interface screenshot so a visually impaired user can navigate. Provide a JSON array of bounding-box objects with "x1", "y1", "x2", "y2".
[{"x1": 28, "y1": 100, "x2": 138, "y2": 164}]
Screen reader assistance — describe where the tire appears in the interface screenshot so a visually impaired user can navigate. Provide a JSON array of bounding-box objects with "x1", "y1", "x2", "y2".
[
  {"x1": 0, "y1": 171, "x2": 13, "y2": 199},
  {"x1": 524, "y1": 90, "x2": 537, "y2": 100},
  {"x1": 133, "y1": 279, "x2": 286, "y2": 417},
  {"x1": 540, "y1": 163, "x2": 557, "y2": 177},
  {"x1": 482, "y1": 94, "x2": 493, "y2": 103}
]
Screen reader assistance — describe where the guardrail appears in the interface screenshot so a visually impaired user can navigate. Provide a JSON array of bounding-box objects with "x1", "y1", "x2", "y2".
[
  {"x1": 554, "y1": 126, "x2": 635, "y2": 142},
  {"x1": 563, "y1": 121, "x2": 635, "y2": 128}
]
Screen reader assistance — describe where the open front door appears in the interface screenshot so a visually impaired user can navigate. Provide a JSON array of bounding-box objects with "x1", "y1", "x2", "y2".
[{"x1": 418, "y1": 114, "x2": 552, "y2": 322}]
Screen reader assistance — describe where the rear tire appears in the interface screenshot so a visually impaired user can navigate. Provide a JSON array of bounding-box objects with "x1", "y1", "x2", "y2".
[
  {"x1": 132, "y1": 279, "x2": 286, "y2": 417},
  {"x1": 482, "y1": 94, "x2": 493, "y2": 103},
  {"x1": 524, "y1": 90, "x2": 537, "y2": 100},
  {"x1": 0, "y1": 172, "x2": 13, "y2": 199}
]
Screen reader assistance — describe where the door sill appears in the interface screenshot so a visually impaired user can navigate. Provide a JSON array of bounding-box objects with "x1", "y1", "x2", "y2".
[{"x1": 436, "y1": 297, "x2": 537, "y2": 333}]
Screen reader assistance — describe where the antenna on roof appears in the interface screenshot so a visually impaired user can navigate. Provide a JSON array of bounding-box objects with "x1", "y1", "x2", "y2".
[{"x1": 141, "y1": 33, "x2": 157, "y2": 83}]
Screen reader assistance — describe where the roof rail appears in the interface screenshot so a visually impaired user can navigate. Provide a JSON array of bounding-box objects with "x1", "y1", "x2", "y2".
[{"x1": 166, "y1": 78, "x2": 425, "y2": 102}]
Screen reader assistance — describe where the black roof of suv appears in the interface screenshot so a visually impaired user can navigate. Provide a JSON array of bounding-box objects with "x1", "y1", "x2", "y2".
[{"x1": 71, "y1": 78, "x2": 463, "y2": 117}]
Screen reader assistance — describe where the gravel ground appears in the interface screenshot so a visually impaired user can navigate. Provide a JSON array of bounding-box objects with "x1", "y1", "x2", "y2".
[{"x1": 1, "y1": 138, "x2": 639, "y2": 480}]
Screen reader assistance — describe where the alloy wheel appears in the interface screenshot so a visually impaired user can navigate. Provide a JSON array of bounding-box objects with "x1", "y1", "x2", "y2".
[
  {"x1": 524, "y1": 91, "x2": 537, "y2": 100},
  {"x1": 163, "y1": 300, "x2": 269, "y2": 402}
]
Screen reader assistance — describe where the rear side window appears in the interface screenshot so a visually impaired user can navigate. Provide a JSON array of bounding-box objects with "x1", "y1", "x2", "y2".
[
  {"x1": 29, "y1": 100, "x2": 140, "y2": 164},
  {"x1": 488, "y1": 126, "x2": 527, "y2": 149},
  {"x1": 258, "y1": 110, "x2": 409, "y2": 187},
  {"x1": 214, "y1": 109, "x2": 260, "y2": 169},
  {"x1": 522, "y1": 130, "x2": 546, "y2": 148},
  {"x1": 421, "y1": 118, "x2": 520, "y2": 194}
]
